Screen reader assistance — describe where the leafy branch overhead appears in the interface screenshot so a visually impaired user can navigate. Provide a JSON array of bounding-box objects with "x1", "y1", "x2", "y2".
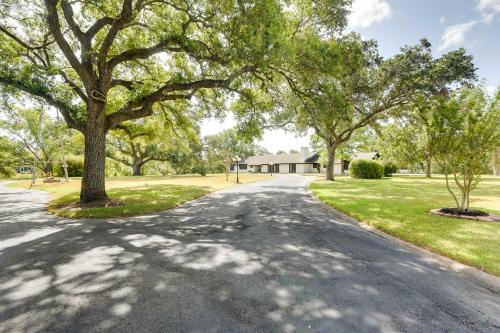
[
  {"x1": 0, "y1": 0, "x2": 353, "y2": 202},
  {"x1": 0, "y1": 0, "x2": 351, "y2": 128}
]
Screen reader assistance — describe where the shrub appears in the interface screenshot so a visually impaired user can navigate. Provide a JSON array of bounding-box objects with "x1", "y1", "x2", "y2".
[
  {"x1": 382, "y1": 161, "x2": 398, "y2": 177},
  {"x1": 55, "y1": 157, "x2": 84, "y2": 177},
  {"x1": 191, "y1": 161, "x2": 208, "y2": 176},
  {"x1": 349, "y1": 159, "x2": 384, "y2": 179}
]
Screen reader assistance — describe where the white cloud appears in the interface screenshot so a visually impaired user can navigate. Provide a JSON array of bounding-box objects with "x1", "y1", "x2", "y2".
[
  {"x1": 439, "y1": 16, "x2": 446, "y2": 25},
  {"x1": 438, "y1": 21, "x2": 477, "y2": 51},
  {"x1": 476, "y1": 0, "x2": 500, "y2": 23},
  {"x1": 476, "y1": 0, "x2": 500, "y2": 12},
  {"x1": 439, "y1": 0, "x2": 500, "y2": 51},
  {"x1": 348, "y1": 0, "x2": 391, "y2": 29}
]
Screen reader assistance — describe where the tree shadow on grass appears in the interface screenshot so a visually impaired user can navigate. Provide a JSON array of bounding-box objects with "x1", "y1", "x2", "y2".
[
  {"x1": 0, "y1": 183, "x2": 499, "y2": 332},
  {"x1": 50, "y1": 184, "x2": 213, "y2": 219}
]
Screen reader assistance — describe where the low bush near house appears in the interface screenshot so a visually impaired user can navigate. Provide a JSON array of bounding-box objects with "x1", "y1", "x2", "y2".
[
  {"x1": 349, "y1": 159, "x2": 384, "y2": 179},
  {"x1": 383, "y1": 161, "x2": 398, "y2": 177}
]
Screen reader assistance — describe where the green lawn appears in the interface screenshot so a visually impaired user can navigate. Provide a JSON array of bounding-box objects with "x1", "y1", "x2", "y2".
[
  {"x1": 9, "y1": 174, "x2": 271, "y2": 219},
  {"x1": 48, "y1": 184, "x2": 211, "y2": 218},
  {"x1": 310, "y1": 175, "x2": 500, "y2": 276}
]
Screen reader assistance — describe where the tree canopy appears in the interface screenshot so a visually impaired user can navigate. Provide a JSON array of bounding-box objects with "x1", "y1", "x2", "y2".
[
  {"x1": 432, "y1": 87, "x2": 500, "y2": 211},
  {"x1": 278, "y1": 35, "x2": 476, "y2": 180},
  {"x1": 205, "y1": 128, "x2": 267, "y2": 177},
  {"x1": 0, "y1": 0, "x2": 352, "y2": 202}
]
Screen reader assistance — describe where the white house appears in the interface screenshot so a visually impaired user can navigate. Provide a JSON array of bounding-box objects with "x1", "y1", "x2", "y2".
[{"x1": 230, "y1": 147, "x2": 379, "y2": 175}]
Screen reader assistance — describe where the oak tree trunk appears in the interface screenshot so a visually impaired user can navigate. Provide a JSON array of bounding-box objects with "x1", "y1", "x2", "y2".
[
  {"x1": 132, "y1": 162, "x2": 142, "y2": 176},
  {"x1": 80, "y1": 103, "x2": 108, "y2": 203},
  {"x1": 425, "y1": 155, "x2": 431, "y2": 178},
  {"x1": 326, "y1": 143, "x2": 336, "y2": 181}
]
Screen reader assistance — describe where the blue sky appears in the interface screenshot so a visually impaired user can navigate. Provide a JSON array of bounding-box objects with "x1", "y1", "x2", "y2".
[
  {"x1": 349, "y1": 0, "x2": 500, "y2": 90},
  {"x1": 202, "y1": 0, "x2": 500, "y2": 152}
]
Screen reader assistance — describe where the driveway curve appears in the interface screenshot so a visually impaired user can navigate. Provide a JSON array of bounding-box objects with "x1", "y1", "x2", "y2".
[{"x1": 0, "y1": 176, "x2": 499, "y2": 333}]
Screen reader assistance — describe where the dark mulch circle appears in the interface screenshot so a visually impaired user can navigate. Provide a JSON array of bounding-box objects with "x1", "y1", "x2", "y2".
[
  {"x1": 439, "y1": 208, "x2": 489, "y2": 217},
  {"x1": 429, "y1": 208, "x2": 500, "y2": 223}
]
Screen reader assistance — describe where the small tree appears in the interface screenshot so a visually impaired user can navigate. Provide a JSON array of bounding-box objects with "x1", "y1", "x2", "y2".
[
  {"x1": 0, "y1": 106, "x2": 63, "y2": 177},
  {"x1": 106, "y1": 111, "x2": 197, "y2": 176},
  {"x1": 377, "y1": 122, "x2": 426, "y2": 172},
  {"x1": 0, "y1": 136, "x2": 24, "y2": 178},
  {"x1": 434, "y1": 88, "x2": 500, "y2": 211},
  {"x1": 205, "y1": 128, "x2": 267, "y2": 180}
]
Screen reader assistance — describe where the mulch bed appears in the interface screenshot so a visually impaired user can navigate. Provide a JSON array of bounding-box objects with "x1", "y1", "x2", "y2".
[{"x1": 430, "y1": 208, "x2": 500, "y2": 223}]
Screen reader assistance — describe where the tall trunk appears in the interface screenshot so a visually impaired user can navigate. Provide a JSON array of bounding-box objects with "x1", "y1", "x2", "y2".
[
  {"x1": 425, "y1": 155, "x2": 431, "y2": 178},
  {"x1": 444, "y1": 172, "x2": 459, "y2": 209},
  {"x1": 493, "y1": 148, "x2": 500, "y2": 176},
  {"x1": 460, "y1": 189, "x2": 467, "y2": 212},
  {"x1": 326, "y1": 142, "x2": 336, "y2": 181},
  {"x1": 132, "y1": 162, "x2": 142, "y2": 176},
  {"x1": 42, "y1": 161, "x2": 53, "y2": 178},
  {"x1": 80, "y1": 104, "x2": 108, "y2": 203}
]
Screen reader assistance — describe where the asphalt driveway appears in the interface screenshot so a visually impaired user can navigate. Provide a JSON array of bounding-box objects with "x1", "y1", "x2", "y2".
[{"x1": 0, "y1": 176, "x2": 499, "y2": 333}]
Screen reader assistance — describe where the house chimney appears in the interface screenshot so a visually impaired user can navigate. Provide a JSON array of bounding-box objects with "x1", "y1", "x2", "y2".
[{"x1": 300, "y1": 147, "x2": 309, "y2": 157}]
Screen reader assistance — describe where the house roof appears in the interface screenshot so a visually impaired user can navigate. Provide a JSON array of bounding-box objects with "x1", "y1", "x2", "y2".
[
  {"x1": 352, "y1": 152, "x2": 379, "y2": 160},
  {"x1": 242, "y1": 152, "x2": 319, "y2": 165},
  {"x1": 239, "y1": 150, "x2": 379, "y2": 165}
]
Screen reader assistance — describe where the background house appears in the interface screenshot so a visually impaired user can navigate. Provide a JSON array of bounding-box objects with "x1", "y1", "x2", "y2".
[
  {"x1": 230, "y1": 148, "x2": 380, "y2": 175},
  {"x1": 15, "y1": 165, "x2": 34, "y2": 174}
]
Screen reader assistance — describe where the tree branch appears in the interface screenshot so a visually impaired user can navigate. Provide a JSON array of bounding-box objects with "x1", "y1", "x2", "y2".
[
  {"x1": 105, "y1": 153, "x2": 133, "y2": 167},
  {"x1": 106, "y1": 66, "x2": 254, "y2": 129},
  {"x1": 97, "y1": 0, "x2": 135, "y2": 76},
  {"x1": 58, "y1": 71, "x2": 89, "y2": 103},
  {"x1": 0, "y1": 75, "x2": 85, "y2": 132},
  {"x1": 60, "y1": 0, "x2": 86, "y2": 42},
  {"x1": 44, "y1": 0, "x2": 91, "y2": 88},
  {"x1": 85, "y1": 17, "x2": 114, "y2": 38}
]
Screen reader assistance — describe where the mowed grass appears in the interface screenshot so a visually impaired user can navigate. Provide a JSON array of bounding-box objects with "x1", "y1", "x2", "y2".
[
  {"x1": 310, "y1": 175, "x2": 500, "y2": 276},
  {"x1": 9, "y1": 174, "x2": 271, "y2": 219}
]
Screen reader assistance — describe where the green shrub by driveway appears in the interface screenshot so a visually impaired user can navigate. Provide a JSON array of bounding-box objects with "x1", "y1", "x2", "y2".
[
  {"x1": 349, "y1": 159, "x2": 384, "y2": 179},
  {"x1": 310, "y1": 175, "x2": 500, "y2": 276}
]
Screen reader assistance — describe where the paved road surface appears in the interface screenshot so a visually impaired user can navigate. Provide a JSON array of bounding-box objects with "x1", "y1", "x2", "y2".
[{"x1": 0, "y1": 176, "x2": 499, "y2": 333}]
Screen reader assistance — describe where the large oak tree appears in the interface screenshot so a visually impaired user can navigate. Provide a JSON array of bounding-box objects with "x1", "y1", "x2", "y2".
[
  {"x1": 280, "y1": 35, "x2": 476, "y2": 180},
  {"x1": 0, "y1": 0, "x2": 349, "y2": 202}
]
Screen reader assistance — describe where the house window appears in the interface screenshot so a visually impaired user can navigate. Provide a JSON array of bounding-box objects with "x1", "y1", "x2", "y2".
[
  {"x1": 274, "y1": 164, "x2": 279, "y2": 173},
  {"x1": 230, "y1": 164, "x2": 234, "y2": 171},
  {"x1": 289, "y1": 164, "x2": 296, "y2": 173},
  {"x1": 239, "y1": 164, "x2": 247, "y2": 170}
]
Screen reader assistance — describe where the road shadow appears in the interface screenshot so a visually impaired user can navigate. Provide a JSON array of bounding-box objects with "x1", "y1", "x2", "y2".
[{"x1": 0, "y1": 183, "x2": 499, "y2": 333}]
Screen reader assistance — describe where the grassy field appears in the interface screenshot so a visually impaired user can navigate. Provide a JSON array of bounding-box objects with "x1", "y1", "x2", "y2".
[
  {"x1": 310, "y1": 175, "x2": 500, "y2": 276},
  {"x1": 9, "y1": 174, "x2": 270, "y2": 219}
]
